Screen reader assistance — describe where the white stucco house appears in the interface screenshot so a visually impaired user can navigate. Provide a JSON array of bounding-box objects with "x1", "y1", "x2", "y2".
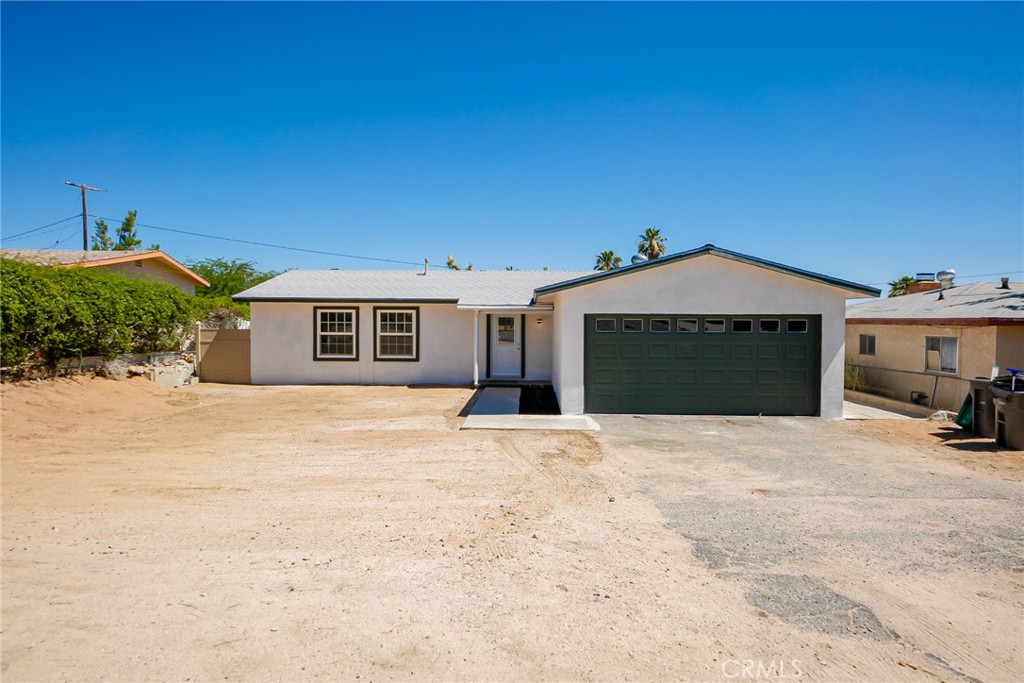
[{"x1": 234, "y1": 244, "x2": 879, "y2": 418}]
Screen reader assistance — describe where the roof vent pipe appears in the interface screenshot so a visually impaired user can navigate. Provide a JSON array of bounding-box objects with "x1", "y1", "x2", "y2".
[
  {"x1": 1000, "y1": 277, "x2": 1010, "y2": 289},
  {"x1": 424, "y1": 258, "x2": 429, "y2": 275},
  {"x1": 937, "y1": 269, "x2": 956, "y2": 289}
]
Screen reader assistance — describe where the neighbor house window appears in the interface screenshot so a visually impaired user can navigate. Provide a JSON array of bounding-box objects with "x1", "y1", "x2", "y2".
[
  {"x1": 859, "y1": 334, "x2": 876, "y2": 356},
  {"x1": 925, "y1": 336, "x2": 957, "y2": 374},
  {"x1": 375, "y1": 308, "x2": 418, "y2": 361},
  {"x1": 315, "y1": 307, "x2": 357, "y2": 360}
]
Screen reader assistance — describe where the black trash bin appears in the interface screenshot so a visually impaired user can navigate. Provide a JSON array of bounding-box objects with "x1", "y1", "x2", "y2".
[
  {"x1": 991, "y1": 375, "x2": 1024, "y2": 450},
  {"x1": 969, "y1": 377, "x2": 997, "y2": 438}
]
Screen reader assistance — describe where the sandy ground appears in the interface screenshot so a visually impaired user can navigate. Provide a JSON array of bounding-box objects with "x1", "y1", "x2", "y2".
[{"x1": 1, "y1": 378, "x2": 1021, "y2": 682}]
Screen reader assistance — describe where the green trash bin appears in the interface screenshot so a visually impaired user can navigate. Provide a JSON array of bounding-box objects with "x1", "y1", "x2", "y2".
[{"x1": 991, "y1": 375, "x2": 1024, "y2": 450}]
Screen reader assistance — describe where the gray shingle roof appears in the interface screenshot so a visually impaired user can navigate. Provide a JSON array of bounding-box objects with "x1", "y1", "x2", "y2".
[
  {"x1": 1, "y1": 249, "x2": 160, "y2": 265},
  {"x1": 234, "y1": 269, "x2": 593, "y2": 307},
  {"x1": 846, "y1": 281, "x2": 1024, "y2": 322}
]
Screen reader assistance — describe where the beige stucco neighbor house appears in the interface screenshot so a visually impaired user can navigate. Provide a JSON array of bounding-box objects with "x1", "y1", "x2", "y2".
[
  {"x1": 846, "y1": 280, "x2": 1024, "y2": 410},
  {"x1": 234, "y1": 245, "x2": 878, "y2": 418},
  {"x1": 1, "y1": 249, "x2": 210, "y2": 295}
]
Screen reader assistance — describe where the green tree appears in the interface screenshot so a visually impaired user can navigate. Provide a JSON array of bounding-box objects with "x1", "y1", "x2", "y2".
[
  {"x1": 887, "y1": 275, "x2": 916, "y2": 297},
  {"x1": 187, "y1": 257, "x2": 278, "y2": 298},
  {"x1": 637, "y1": 227, "x2": 668, "y2": 260},
  {"x1": 90, "y1": 218, "x2": 114, "y2": 250},
  {"x1": 594, "y1": 250, "x2": 622, "y2": 271},
  {"x1": 114, "y1": 210, "x2": 142, "y2": 251}
]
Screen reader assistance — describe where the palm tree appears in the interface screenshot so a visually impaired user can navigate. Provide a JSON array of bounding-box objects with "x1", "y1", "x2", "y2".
[
  {"x1": 887, "y1": 275, "x2": 916, "y2": 297},
  {"x1": 594, "y1": 250, "x2": 622, "y2": 271},
  {"x1": 446, "y1": 254, "x2": 461, "y2": 271},
  {"x1": 637, "y1": 227, "x2": 668, "y2": 260}
]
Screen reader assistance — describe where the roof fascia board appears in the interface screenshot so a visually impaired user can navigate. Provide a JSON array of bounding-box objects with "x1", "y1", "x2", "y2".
[
  {"x1": 235, "y1": 296, "x2": 461, "y2": 304},
  {"x1": 59, "y1": 251, "x2": 211, "y2": 288},
  {"x1": 847, "y1": 317, "x2": 1024, "y2": 327},
  {"x1": 534, "y1": 245, "x2": 880, "y2": 298},
  {"x1": 456, "y1": 304, "x2": 554, "y2": 311}
]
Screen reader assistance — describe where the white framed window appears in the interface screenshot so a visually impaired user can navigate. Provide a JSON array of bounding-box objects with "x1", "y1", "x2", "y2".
[
  {"x1": 375, "y1": 307, "x2": 418, "y2": 361},
  {"x1": 650, "y1": 318, "x2": 671, "y2": 333},
  {"x1": 315, "y1": 307, "x2": 357, "y2": 360},
  {"x1": 595, "y1": 318, "x2": 616, "y2": 333},
  {"x1": 925, "y1": 336, "x2": 957, "y2": 374}
]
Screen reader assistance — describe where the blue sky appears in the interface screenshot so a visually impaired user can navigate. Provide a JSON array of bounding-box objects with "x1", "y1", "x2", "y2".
[{"x1": 2, "y1": 1, "x2": 1021, "y2": 290}]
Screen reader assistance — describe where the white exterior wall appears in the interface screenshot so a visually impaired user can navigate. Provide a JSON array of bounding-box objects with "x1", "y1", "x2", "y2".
[
  {"x1": 251, "y1": 302, "x2": 476, "y2": 385},
  {"x1": 543, "y1": 255, "x2": 852, "y2": 418},
  {"x1": 250, "y1": 303, "x2": 556, "y2": 385},
  {"x1": 101, "y1": 260, "x2": 197, "y2": 294}
]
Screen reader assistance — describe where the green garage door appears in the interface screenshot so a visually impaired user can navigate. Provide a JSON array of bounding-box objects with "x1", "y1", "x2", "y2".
[{"x1": 584, "y1": 314, "x2": 820, "y2": 416}]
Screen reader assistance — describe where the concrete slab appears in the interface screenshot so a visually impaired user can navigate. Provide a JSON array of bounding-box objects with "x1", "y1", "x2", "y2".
[
  {"x1": 843, "y1": 399, "x2": 919, "y2": 420},
  {"x1": 462, "y1": 413, "x2": 601, "y2": 431},
  {"x1": 461, "y1": 387, "x2": 600, "y2": 431}
]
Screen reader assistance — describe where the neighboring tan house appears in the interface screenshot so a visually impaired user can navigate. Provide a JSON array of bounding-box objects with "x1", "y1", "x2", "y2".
[
  {"x1": 0, "y1": 249, "x2": 209, "y2": 295},
  {"x1": 846, "y1": 278, "x2": 1024, "y2": 410},
  {"x1": 234, "y1": 244, "x2": 878, "y2": 418}
]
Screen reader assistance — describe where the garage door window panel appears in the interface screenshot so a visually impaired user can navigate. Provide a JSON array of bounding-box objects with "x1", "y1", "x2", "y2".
[
  {"x1": 595, "y1": 318, "x2": 616, "y2": 333},
  {"x1": 623, "y1": 319, "x2": 644, "y2": 333},
  {"x1": 759, "y1": 319, "x2": 781, "y2": 333},
  {"x1": 677, "y1": 319, "x2": 698, "y2": 333},
  {"x1": 705, "y1": 319, "x2": 725, "y2": 333}
]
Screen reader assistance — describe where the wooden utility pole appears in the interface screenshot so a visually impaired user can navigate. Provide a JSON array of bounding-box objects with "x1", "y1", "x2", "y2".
[{"x1": 64, "y1": 181, "x2": 104, "y2": 249}]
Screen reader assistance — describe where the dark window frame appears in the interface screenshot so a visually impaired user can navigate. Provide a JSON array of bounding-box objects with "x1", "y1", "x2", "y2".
[
  {"x1": 373, "y1": 306, "x2": 420, "y2": 362},
  {"x1": 313, "y1": 306, "x2": 359, "y2": 361}
]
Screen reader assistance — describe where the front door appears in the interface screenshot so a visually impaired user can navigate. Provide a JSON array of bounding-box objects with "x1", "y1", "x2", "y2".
[{"x1": 490, "y1": 315, "x2": 521, "y2": 378}]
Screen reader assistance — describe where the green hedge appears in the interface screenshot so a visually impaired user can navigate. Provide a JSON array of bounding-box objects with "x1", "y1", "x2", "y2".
[{"x1": 1, "y1": 257, "x2": 202, "y2": 368}]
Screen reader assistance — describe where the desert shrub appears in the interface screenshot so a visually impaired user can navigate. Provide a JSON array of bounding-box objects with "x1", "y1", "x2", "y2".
[{"x1": 1, "y1": 257, "x2": 200, "y2": 368}]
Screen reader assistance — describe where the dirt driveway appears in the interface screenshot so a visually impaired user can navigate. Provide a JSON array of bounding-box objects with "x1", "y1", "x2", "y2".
[{"x1": 2, "y1": 378, "x2": 1022, "y2": 682}]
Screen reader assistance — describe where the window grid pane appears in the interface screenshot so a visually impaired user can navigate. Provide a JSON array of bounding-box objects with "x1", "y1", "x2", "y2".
[
  {"x1": 317, "y1": 310, "x2": 356, "y2": 358},
  {"x1": 377, "y1": 310, "x2": 416, "y2": 358}
]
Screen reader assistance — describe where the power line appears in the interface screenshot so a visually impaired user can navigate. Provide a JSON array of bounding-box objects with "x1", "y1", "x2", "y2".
[
  {"x1": 91, "y1": 215, "x2": 431, "y2": 267},
  {"x1": 2, "y1": 214, "x2": 83, "y2": 241}
]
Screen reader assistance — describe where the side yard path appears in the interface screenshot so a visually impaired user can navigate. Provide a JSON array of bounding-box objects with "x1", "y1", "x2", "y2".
[{"x1": 2, "y1": 378, "x2": 1021, "y2": 681}]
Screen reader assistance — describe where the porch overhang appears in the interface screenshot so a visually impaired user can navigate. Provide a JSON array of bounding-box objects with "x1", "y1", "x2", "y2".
[{"x1": 457, "y1": 303, "x2": 554, "y2": 311}]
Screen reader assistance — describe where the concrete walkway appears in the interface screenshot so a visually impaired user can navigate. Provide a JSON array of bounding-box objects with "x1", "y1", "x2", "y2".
[
  {"x1": 842, "y1": 399, "x2": 920, "y2": 420},
  {"x1": 461, "y1": 387, "x2": 600, "y2": 431}
]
